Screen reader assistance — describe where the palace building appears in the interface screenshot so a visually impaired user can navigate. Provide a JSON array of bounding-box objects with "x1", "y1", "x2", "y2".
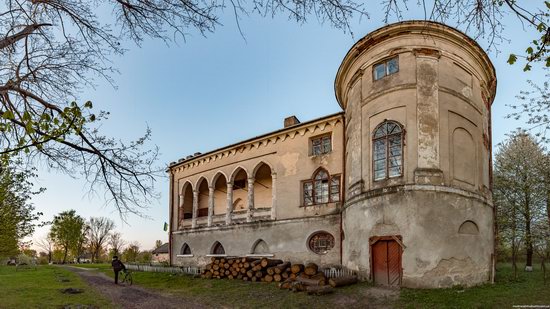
[{"x1": 167, "y1": 21, "x2": 497, "y2": 288}]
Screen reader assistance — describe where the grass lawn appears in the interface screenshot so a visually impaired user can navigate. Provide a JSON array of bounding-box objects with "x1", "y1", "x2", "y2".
[
  {"x1": 399, "y1": 263, "x2": 550, "y2": 308},
  {"x1": 75, "y1": 263, "x2": 376, "y2": 308},
  {"x1": 74, "y1": 262, "x2": 550, "y2": 308},
  {"x1": 0, "y1": 265, "x2": 114, "y2": 309}
]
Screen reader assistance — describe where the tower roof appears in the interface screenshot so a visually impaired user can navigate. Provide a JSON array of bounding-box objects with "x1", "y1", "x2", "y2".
[{"x1": 334, "y1": 20, "x2": 497, "y2": 109}]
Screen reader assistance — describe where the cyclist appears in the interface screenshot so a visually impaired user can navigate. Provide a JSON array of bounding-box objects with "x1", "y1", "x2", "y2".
[{"x1": 111, "y1": 256, "x2": 126, "y2": 284}]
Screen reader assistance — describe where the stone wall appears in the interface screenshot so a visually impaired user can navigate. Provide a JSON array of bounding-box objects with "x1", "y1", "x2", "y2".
[{"x1": 172, "y1": 215, "x2": 341, "y2": 267}]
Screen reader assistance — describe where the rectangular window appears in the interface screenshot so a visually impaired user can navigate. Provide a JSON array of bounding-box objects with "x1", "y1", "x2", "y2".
[
  {"x1": 373, "y1": 56, "x2": 399, "y2": 81},
  {"x1": 311, "y1": 134, "x2": 332, "y2": 156}
]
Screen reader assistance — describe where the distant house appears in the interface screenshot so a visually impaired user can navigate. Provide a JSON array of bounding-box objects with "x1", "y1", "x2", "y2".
[
  {"x1": 74, "y1": 253, "x2": 92, "y2": 264},
  {"x1": 152, "y1": 243, "x2": 169, "y2": 264}
]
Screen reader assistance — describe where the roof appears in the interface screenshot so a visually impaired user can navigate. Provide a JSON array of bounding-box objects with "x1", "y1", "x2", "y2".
[
  {"x1": 152, "y1": 243, "x2": 169, "y2": 254},
  {"x1": 167, "y1": 112, "x2": 344, "y2": 170},
  {"x1": 334, "y1": 20, "x2": 497, "y2": 109}
]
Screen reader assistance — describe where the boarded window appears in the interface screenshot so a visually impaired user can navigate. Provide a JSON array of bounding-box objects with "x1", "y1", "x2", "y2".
[
  {"x1": 458, "y1": 221, "x2": 479, "y2": 235},
  {"x1": 212, "y1": 242, "x2": 225, "y2": 255},
  {"x1": 251, "y1": 239, "x2": 270, "y2": 254},
  {"x1": 308, "y1": 232, "x2": 335, "y2": 255},
  {"x1": 181, "y1": 243, "x2": 191, "y2": 255}
]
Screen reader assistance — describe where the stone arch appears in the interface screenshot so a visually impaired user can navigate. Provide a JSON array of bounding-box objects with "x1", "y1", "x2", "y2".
[
  {"x1": 252, "y1": 161, "x2": 274, "y2": 176},
  {"x1": 230, "y1": 167, "x2": 249, "y2": 212},
  {"x1": 212, "y1": 172, "x2": 228, "y2": 215},
  {"x1": 211, "y1": 171, "x2": 228, "y2": 186},
  {"x1": 253, "y1": 162, "x2": 273, "y2": 209},
  {"x1": 250, "y1": 239, "x2": 270, "y2": 254},
  {"x1": 233, "y1": 198, "x2": 246, "y2": 211},
  {"x1": 452, "y1": 127, "x2": 476, "y2": 185},
  {"x1": 196, "y1": 177, "x2": 209, "y2": 217},
  {"x1": 229, "y1": 166, "x2": 249, "y2": 182},
  {"x1": 312, "y1": 166, "x2": 329, "y2": 179},
  {"x1": 181, "y1": 243, "x2": 191, "y2": 255},
  {"x1": 179, "y1": 181, "x2": 194, "y2": 223},
  {"x1": 458, "y1": 220, "x2": 479, "y2": 235},
  {"x1": 211, "y1": 241, "x2": 226, "y2": 255}
]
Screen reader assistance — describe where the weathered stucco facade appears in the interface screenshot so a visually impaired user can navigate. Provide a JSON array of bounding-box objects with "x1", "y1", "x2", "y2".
[{"x1": 168, "y1": 21, "x2": 496, "y2": 288}]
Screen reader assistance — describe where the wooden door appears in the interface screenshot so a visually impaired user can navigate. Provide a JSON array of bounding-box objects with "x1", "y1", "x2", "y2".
[{"x1": 372, "y1": 239, "x2": 402, "y2": 286}]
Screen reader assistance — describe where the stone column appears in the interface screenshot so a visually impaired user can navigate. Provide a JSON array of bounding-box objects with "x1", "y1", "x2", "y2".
[
  {"x1": 178, "y1": 194, "x2": 184, "y2": 228},
  {"x1": 226, "y1": 183, "x2": 233, "y2": 225},
  {"x1": 414, "y1": 48, "x2": 443, "y2": 185},
  {"x1": 191, "y1": 190, "x2": 199, "y2": 228},
  {"x1": 270, "y1": 173, "x2": 277, "y2": 220},
  {"x1": 247, "y1": 177, "x2": 255, "y2": 222},
  {"x1": 207, "y1": 186, "x2": 214, "y2": 227}
]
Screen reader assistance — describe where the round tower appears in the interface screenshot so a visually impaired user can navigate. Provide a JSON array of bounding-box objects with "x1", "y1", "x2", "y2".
[{"x1": 335, "y1": 21, "x2": 496, "y2": 288}]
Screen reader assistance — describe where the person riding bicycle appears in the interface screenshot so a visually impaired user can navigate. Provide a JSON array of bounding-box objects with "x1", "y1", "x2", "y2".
[{"x1": 111, "y1": 256, "x2": 126, "y2": 284}]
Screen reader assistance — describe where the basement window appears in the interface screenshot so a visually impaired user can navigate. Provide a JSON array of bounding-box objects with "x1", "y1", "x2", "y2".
[
  {"x1": 373, "y1": 57, "x2": 399, "y2": 81},
  {"x1": 308, "y1": 231, "x2": 335, "y2": 255}
]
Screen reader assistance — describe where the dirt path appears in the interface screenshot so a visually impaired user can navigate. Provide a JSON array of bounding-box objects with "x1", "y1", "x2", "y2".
[{"x1": 61, "y1": 266, "x2": 207, "y2": 309}]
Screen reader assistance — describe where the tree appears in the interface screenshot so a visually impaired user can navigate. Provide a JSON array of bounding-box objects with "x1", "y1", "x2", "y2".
[
  {"x1": 87, "y1": 217, "x2": 115, "y2": 263},
  {"x1": 154, "y1": 240, "x2": 163, "y2": 250},
  {"x1": 50, "y1": 210, "x2": 86, "y2": 264},
  {"x1": 122, "y1": 242, "x2": 140, "y2": 263},
  {"x1": 509, "y1": 72, "x2": 550, "y2": 144},
  {"x1": 138, "y1": 251, "x2": 153, "y2": 264},
  {"x1": 35, "y1": 235, "x2": 55, "y2": 264},
  {"x1": 109, "y1": 232, "x2": 126, "y2": 257},
  {"x1": 494, "y1": 132, "x2": 548, "y2": 272},
  {"x1": 0, "y1": 160, "x2": 42, "y2": 258},
  {"x1": 0, "y1": 0, "x2": 547, "y2": 216}
]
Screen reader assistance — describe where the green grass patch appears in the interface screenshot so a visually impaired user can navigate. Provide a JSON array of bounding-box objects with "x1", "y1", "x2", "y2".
[
  {"x1": 75, "y1": 263, "x2": 374, "y2": 308},
  {"x1": 71, "y1": 262, "x2": 550, "y2": 308},
  {"x1": 0, "y1": 265, "x2": 114, "y2": 308},
  {"x1": 399, "y1": 263, "x2": 550, "y2": 308}
]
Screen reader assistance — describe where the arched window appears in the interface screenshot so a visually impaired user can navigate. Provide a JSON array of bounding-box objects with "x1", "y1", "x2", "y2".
[
  {"x1": 303, "y1": 168, "x2": 341, "y2": 206},
  {"x1": 181, "y1": 243, "x2": 191, "y2": 255},
  {"x1": 373, "y1": 120, "x2": 404, "y2": 181},
  {"x1": 211, "y1": 241, "x2": 225, "y2": 255}
]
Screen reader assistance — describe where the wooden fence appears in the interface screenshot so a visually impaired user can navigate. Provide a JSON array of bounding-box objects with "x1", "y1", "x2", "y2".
[
  {"x1": 126, "y1": 263, "x2": 355, "y2": 279},
  {"x1": 319, "y1": 266, "x2": 357, "y2": 278},
  {"x1": 126, "y1": 263, "x2": 201, "y2": 275}
]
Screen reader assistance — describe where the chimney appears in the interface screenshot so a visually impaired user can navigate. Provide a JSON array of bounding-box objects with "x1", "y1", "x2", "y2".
[{"x1": 284, "y1": 115, "x2": 300, "y2": 128}]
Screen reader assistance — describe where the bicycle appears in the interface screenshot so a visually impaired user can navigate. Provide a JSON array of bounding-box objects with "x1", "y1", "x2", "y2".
[{"x1": 120, "y1": 269, "x2": 133, "y2": 286}]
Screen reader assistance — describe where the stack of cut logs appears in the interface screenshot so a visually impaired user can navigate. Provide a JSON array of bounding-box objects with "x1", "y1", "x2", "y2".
[{"x1": 201, "y1": 257, "x2": 357, "y2": 295}]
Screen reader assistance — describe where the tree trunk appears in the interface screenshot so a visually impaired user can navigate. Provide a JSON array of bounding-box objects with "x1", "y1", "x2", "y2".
[
  {"x1": 291, "y1": 263, "x2": 304, "y2": 274},
  {"x1": 304, "y1": 263, "x2": 319, "y2": 276},
  {"x1": 62, "y1": 246, "x2": 68, "y2": 264},
  {"x1": 306, "y1": 285, "x2": 334, "y2": 295},
  {"x1": 328, "y1": 275, "x2": 358, "y2": 287},
  {"x1": 525, "y1": 200, "x2": 533, "y2": 270}
]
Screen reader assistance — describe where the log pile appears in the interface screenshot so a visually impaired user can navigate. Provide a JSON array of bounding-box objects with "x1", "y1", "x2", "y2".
[{"x1": 201, "y1": 257, "x2": 357, "y2": 294}]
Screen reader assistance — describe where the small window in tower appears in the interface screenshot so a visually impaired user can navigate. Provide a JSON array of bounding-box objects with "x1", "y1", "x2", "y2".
[
  {"x1": 311, "y1": 134, "x2": 332, "y2": 156},
  {"x1": 373, "y1": 56, "x2": 399, "y2": 81}
]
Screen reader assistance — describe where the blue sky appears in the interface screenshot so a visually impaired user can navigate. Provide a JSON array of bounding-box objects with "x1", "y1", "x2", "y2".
[{"x1": 30, "y1": 5, "x2": 546, "y2": 251}]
